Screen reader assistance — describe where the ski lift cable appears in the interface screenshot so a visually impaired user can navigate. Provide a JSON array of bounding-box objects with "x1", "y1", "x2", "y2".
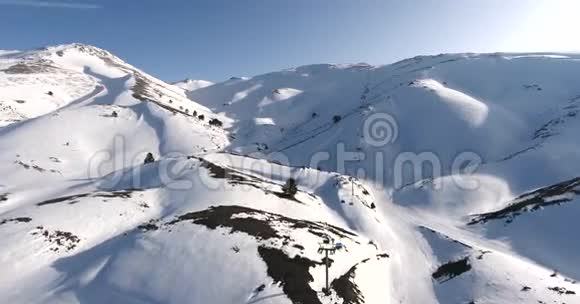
[{"x1": 269, "y1": 69, "x2": 406, "y2": 153}]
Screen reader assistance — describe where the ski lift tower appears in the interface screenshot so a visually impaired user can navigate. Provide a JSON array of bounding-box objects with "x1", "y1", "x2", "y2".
[
  {"x1": 318, "y1": 235, "x2": 345, "y2": 295},
  {"x1": 350, "y1": 176, "x2": 355, "y2": 204}
]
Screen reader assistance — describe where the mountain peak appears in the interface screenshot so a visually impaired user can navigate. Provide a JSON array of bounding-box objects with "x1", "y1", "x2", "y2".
[
  {"x1": 2, "y1": 44, "x2": 580, "y2": 304},
  {"x1": 172, "y1": 78, "x2": 214, "y2": 91}
]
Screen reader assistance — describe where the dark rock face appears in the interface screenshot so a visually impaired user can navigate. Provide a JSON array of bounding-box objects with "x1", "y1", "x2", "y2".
[
  {"x1": 432, "y1": 257, "x2": 472, "y2": 283},
  {"x1": 166, "y1": 205, "x2": 356, "y2": 241},
  {"x1": 258, "y1": 246, "x2": 322, "y2": 304},
  {"x1": 332, "y1": 264, "x2": 364, "y2": 304},
  {"x1": 469, "y1": 177, "x2": 580, "y2": 225},
  {"x1": 0, "y1": 217, "x2": 32, "y2": 226},
  {"x1": 36, "y1": 190, "x2": 137, "y2": 206},
  {"x1": 209, "y1": 118, "x2": 223, "y2": 127},
  {"x1": 146, "y1": 204, "x2": 369, "y2": 304}
]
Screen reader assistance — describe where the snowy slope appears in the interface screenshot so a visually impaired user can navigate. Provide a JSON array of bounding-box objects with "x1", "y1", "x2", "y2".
[
  {"x1": 189, "y1": 53, "x2": 580, "y2": 302},
  {"x1": 0, "y1": 44, "x2": 222, "y2": 127},
  {"x1": 1, "y1": 45, "x2": 580, "y2": 304},
  {"x1": 172, "y1": 78, "x2": 214, "y2": 92}
]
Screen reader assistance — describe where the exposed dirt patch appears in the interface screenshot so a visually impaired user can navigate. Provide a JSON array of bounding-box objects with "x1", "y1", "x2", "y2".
[
  {"x1": 149, "y1": 205, "x2": 364, "y2": 303},
  {"x1": 0, "y1": 217, "x2": 32, "y2": 226},
  {"x1": 14, "y1": 160, "x2": 31, "y2": 170},
  {"x1": 194, "y1": 157, "x2": 305, "y2": 204},
  {"x1": 131, "y1": 71, "x2": 210, "y2": 122},
  {"x1": 73, "y1": 44, "x2": 210, "y2": 126},
  {"x1": 0, "y1": 193, "x2": 8, "y2": 202},
  {"x1": 432, "y1": 257, "x2": 472, "y2": 283},
  {"x1": 37, "y1": 189, "x2": 138, "y2": 206},
  {"x1": 2, "y1": 63, "x2": 59, "y2": 74},
  {"x1": 258, "y1": 246, "x2": 322, "y2": 304},
  {"x1": 166, "y1": 205, "x2": 355, "y2": 243},
  {"x1": 548, "y1": 286, "x2": 576, "y2": 295},
  {"x1": 132, "y1": 72, "x2": 166, "y2": 104},
  {"x1": 32, "y1": 227, "x2": 81, "y2": 252},
  {"x1": 197, "y1": 158, "x2": 253, "y2": 183},
  {"x1": 331, "y1": 255, "x2": 388, "y2": 304},
  {"x1": 332, "y1": 264, "x2": 364, "y2": 304},
  {"x1": 167, "y1": 205, "x2": 280, "y2": 239},
  {"x1": 469, "y1": 177, "x2": 580, "y2": 225},
  {"x1": 14, "y1": 160, "x2": 61, "y2": 174},
  {"x1": 138, "y1": 222, "x2": 159, "y2": 231}
]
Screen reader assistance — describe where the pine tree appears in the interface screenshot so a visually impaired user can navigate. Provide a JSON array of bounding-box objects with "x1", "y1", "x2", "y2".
[
  {"x1": 282, "y1": 178, "x2": 298, "y2": 196},
  {"x1": 144, "y1": 152, "x2": 155, "y2": 164}
]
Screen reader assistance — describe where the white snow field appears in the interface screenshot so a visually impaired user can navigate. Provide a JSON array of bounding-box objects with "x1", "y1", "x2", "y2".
[
  {"x1": 1, "y1": 44, "x2": 580, "y2": 304},
  {"x1": 172, "y1": 79, "x2": 214, "y2": 92}
]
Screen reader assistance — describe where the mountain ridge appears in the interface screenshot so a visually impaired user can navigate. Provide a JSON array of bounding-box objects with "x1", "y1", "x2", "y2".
[{"x1": 0, "y1": 43, "x2": 579, "y2": 304}]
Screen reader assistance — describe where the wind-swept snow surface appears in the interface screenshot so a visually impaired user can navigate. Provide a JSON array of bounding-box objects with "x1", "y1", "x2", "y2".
[
  {"x1": 1, "y1": 46, "x2": 580, "y2": 304},
  {"x1": 172, "y1": 78, "x2": 214, "y2": 92}
]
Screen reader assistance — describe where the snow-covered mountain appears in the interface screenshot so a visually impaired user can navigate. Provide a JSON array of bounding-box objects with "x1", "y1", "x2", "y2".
[
  {"x1": 172, "y1": 78, "x2": 214, "y2": 92},
  {"x1": 1, "y1": 44, "x2": 579, "y2": 304}
]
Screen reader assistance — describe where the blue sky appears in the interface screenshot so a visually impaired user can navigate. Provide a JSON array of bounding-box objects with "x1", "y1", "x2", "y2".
[{"x1": 1, "y1": 0, "x2": 579, "y2": 82}]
